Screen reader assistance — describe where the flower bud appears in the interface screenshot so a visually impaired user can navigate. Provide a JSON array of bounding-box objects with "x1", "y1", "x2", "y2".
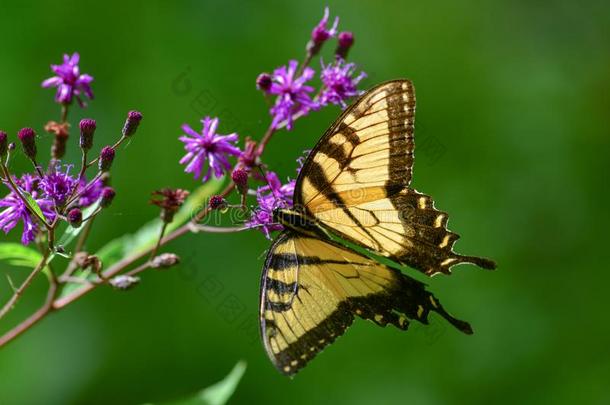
[
  {"x1": 312, "y1": 26, "x2": 328, "y2": 44},
  {"x1": 307, "y1": 7, "x2": 338, "y2": 57},
  {"x1": 335, "y1": 31, "x2": 354, "y2": 59},
  {"x1": 98, "y1": 146, "x2": 115, "y2": 172},
  {"x1": 209, "y1": 195, "x2": 226, "y2": 210},
  {"x1": 100, "y1": 187, "x2": 116, "y2": 208},
  {"x1": 151, "y1": 253, "x2": 181, "y2": 269},
  {"x1": 18, "y1": 127, "x2": 37, "y2": 160},
  {"x1": 79, "y1": 119, "x2": 96, "y2": 151},
  {"x1": 8, "y1": 143, "x2": 15, "y2": 152},
  {"x1": 0, "y1": 131, "x2": 7, "y2": 159},
  {"x1": 231, "y1": 168, "x2": 249, "y2": 194},
  {"x1": 67, "y1": 208, "x2": 83, "y2": 228},
  {"x1": 110, "y1": 275, "x2": 140, "y2": 290},
  {"x1": 238, "y1": 138, "x2": 259, "y2": 169},
  {"x1": 256, "y1": 73, "x2": 272, "y2": 92},
  {"x1": 122, "y1": 111, "x2": 143, "y2": 137}
]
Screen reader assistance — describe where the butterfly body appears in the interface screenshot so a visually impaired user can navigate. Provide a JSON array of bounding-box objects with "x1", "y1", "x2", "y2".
[
  {"x1": 259, "y1": 79, "x2": 496, "y2": 376},
  {"x1": 273, "y1": 207, "x2": 326, "y2": 238}
]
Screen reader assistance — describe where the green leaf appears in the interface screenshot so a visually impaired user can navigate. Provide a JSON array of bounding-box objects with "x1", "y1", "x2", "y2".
[
  {"x1": 0, "y1": 243, "x2": 43, "y2": 269},
  {"x1": 96, "y1": 180, "x2": 223, "y2": 268},
  {"x1": 164, "y1": 361, "x2": 246, "y2": 405},
  {"x1": 59, "y1": 180, "x2": 224, "y2": 300},
  {"x1": 57, "y1": 202, "x2": 100, "y2": 247},
  {"x1": 20, "y1": 189, "x2": 46, "y2": 224}
]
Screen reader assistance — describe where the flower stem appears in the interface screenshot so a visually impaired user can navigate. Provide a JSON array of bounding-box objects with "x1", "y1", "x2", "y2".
[
  {"x1": 51, "y1": 182, "x2": 235, "y2": 311},
  {"x1": 0, "y1": 248, "x2": 50, "y2": 321},
  {"x1": 30, "y1": 159, "x2": 45, "y2": 179},
  {"x1": 77, "y1": 150, "x2": 88, "y2": 180},
  {"x1": 125, "y1": 262, "x2": 152, "y2": 277},
  {"x1": 0, "y1": 270, "x2": 57, "y2": 347},
  {"x1": 255, "y1": 125, "x2": 277, "y2": 156},
  {"x1": 0, "y1": 118, "x2": 264, "y2": 346},
  {"x1": 189, "y1": 223, "x2": 248, "y2": 233},
  {"x1": 60, "y1": 104, "x2": 69, "y2": 123},
  {"x1": 148, "y1": 222, "x2": 168, "y2": 261},
  {"x1": 65, "y1": 171, "x2": 102, "y2": 209}
]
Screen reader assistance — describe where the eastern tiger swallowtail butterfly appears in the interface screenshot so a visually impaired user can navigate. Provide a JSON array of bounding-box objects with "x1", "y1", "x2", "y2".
[{"x1": 259, "y1": 79, "x2": 496, "y2": 376}]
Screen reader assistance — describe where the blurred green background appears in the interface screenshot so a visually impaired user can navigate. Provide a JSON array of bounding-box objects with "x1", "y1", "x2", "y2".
[{"x1": 1, "y1": 0, "x2": 609, "y2": 404}]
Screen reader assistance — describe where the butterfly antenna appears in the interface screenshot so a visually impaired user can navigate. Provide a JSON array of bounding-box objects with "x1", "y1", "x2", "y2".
[
  {"x1": 256, "y1": 165, "x2": 272, "y2": 188},
  {"x1": 256, "y1": 165, "x2": 282, "y2": 200}
]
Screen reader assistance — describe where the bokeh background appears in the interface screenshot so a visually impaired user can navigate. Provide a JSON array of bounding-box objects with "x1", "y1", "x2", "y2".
[{"x1": 1, "y1": 0, "x2": 609, "y2": 404}]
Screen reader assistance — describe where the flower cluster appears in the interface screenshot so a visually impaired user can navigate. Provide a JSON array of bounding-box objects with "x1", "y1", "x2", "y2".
[
  {"x1": 176, "y1": 7, "x2": 365, "y2": 238},
  {"x1": 319, "y1": 59, "x2": 367, "y2": 108},
  {"x1": 0, "y1": 7, "x2": 374, "y2": 348},
  {"x1": 256, "y1": 7, "x2": 365, "y2": 130},
  {"x1": 0, "y1": 53, "x2": 139, "y2": 245}
]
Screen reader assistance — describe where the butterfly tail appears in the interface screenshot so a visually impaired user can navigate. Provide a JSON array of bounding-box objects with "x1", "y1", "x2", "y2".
[
  {"x1": 448, "y1": 254, "x2": 497, "y2": 271},
  {"x1": 425, "y1": 294, "x2": 474, "y2": 335}
]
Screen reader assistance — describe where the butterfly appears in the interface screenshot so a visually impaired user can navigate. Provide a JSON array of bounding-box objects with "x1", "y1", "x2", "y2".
[{"x1": 259, "y1": 79, "x2": 496, "y2": 376}]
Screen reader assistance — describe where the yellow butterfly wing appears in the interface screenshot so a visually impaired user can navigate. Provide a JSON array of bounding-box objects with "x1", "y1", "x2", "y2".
[
  {"x1": 294, "y1": 79, "x2": 495, "y2": 275},
  {"x1": 259, "y1": 231, "x2": 472, "y2": 376}
]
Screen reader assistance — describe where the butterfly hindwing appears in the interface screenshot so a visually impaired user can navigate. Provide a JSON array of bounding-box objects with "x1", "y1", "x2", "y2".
[
  {"x1": 294, "y1": 79, "x2": 496, "y2": 275},
  {"x1": 259, "y1": 231, "x2": 473, "y2": 376}
]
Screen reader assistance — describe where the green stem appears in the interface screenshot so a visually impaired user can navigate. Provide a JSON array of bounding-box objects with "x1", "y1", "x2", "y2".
[{"x1": 60, "y1": 104, "x2": 69, "y2": 123}]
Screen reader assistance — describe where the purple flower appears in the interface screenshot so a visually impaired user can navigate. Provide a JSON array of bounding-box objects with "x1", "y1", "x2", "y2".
[
  {"x1": 0, "y1": 175, "x2": 55, "y2": 245},
  {"x1": 78, "y1": 177, "x2": 104, "y2": 207},
  {"x1": 40, "y1": 166, "x2": 77, "y2": 207},
  {"x1": 258, "y1": 172, "x2": 295, "y2": 201},
  {"x1": 319, "y1": 59, "x2": 366, "y2": 108},
  {"x1": 267, "y1": 60, "x2": 317, "y2": 130},
  {"x1": 246, "y1": 172, "x2": 295, "y2": 239},
  {"x1": 179, "y1": 117, "x2": 241, "y2": 182},
  {"x1": 42, "y1": 53, "x2": 94, "y2": 107},
  {"x1": 311, "y1": 7, "x2": 339, "y2": 45}
]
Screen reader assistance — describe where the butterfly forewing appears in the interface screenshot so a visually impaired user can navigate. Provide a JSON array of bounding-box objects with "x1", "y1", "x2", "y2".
[
  {"x1": 294, "y1": 80, "x2": 495, "y2": 275},
  {"x1": 259, "y1": 231, "x2": 473, "y2": 376}
]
